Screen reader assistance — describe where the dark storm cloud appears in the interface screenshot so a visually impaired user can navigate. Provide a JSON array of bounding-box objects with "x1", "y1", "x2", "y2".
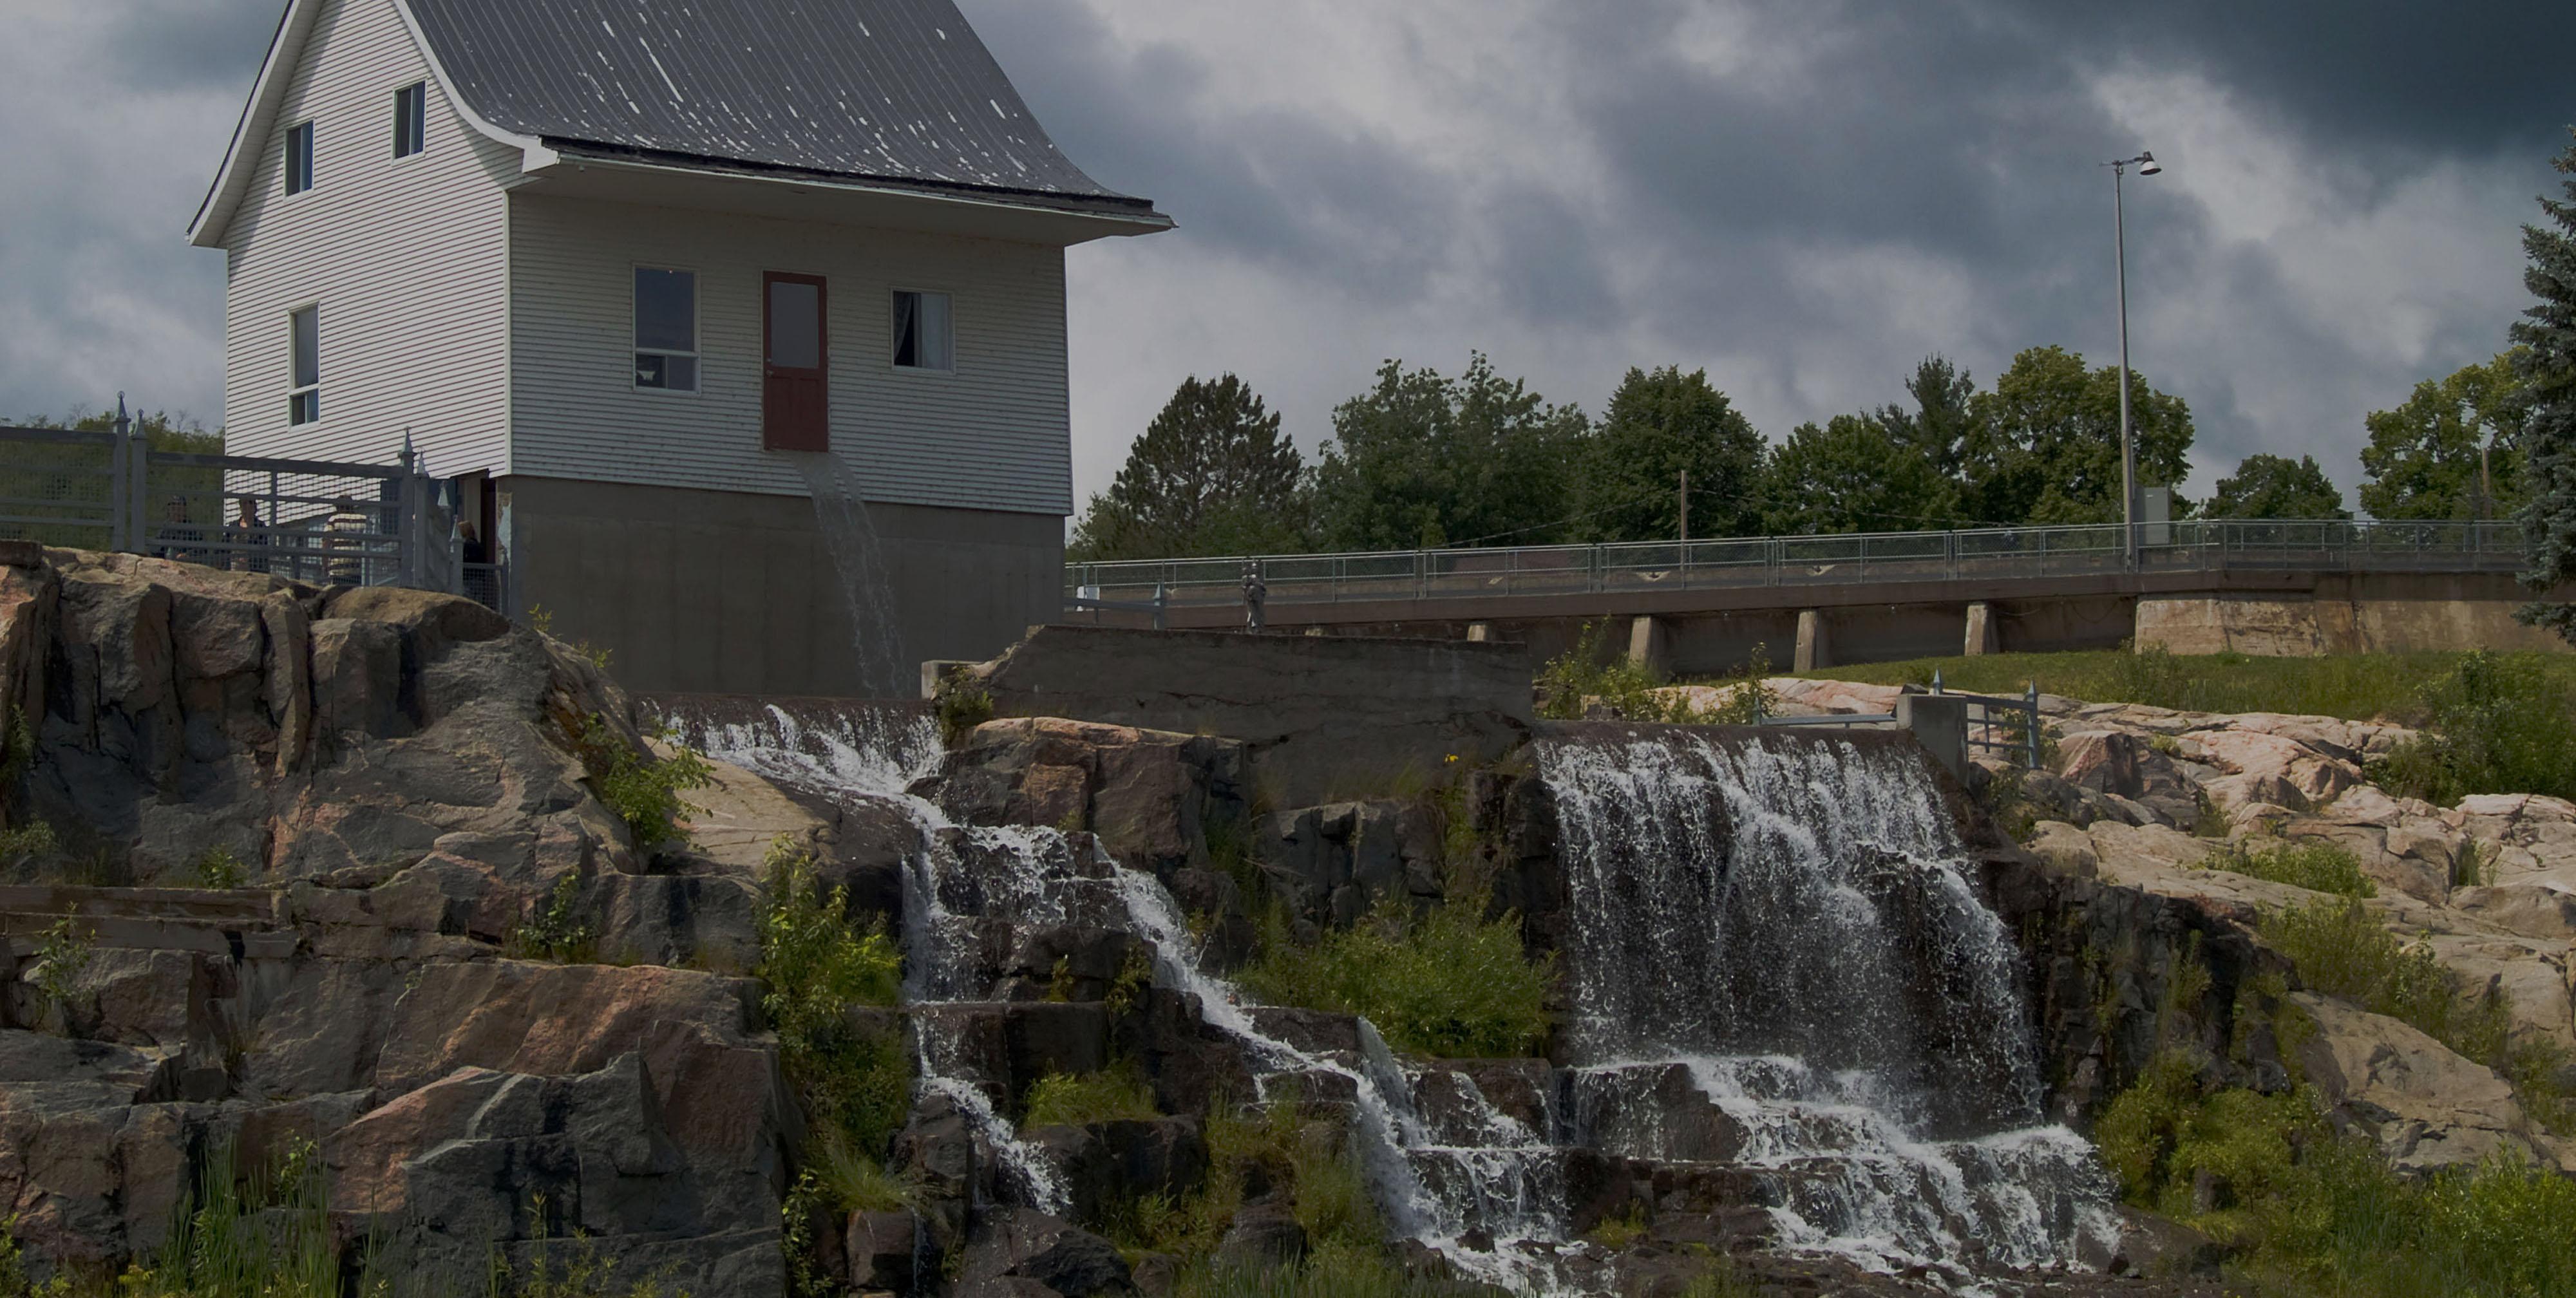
[{"x1": 4, "y1": 0, "x2": 2561, "y2": 506}]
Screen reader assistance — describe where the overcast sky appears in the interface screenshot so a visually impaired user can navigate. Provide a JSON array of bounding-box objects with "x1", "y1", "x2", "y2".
[{"x1": 3, "y1": 1, "x2": 2568, "y2": 511}]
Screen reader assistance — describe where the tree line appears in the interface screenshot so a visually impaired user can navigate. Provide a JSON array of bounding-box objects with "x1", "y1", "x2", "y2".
[{"x1": 1075, "y1": 123, "x2": 2576, "y2": 567}]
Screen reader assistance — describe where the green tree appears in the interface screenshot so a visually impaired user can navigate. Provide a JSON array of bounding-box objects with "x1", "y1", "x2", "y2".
[
  {"x1": 1310, "y1": 353, "x2": 1587, "y2": 550},
  {"x1": 1960, "y1": 344, "x2": 2194, "y2": 525},
  {"x1": 2358, "y1": 352, "x2": 2528, "y2": 521},
  {"x1": 2519, "y1": 127, "x2": 2576, "y2": 644},
  {"x1": 1871, "y1": 354, "x2": 1979, "y2": 480},
  {"x1": 1068, "y1": 375, "x2": 1305, "y2": 561},
  {"x1": 1761, "y1": 414, "x2": 1958, "y2": 534},
  {"x1": 1577, "y1": 366, "x2": 1765, "y2": 542},
  {"x1": 2206, "y1": 453, "x2": 2350, "y2": 520}
]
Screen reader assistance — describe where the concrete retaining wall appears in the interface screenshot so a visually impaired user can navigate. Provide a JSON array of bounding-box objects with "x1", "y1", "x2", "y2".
[{"x1": 971, "y1": 625, "x2": 1535, "y2": 807}]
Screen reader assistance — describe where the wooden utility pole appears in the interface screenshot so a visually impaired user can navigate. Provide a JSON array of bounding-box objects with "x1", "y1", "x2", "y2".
[{"x1": 1679, "y1": 469, "x2": 1690, "y2": 543}]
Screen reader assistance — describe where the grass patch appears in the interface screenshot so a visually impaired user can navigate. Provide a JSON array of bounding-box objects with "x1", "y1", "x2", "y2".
[
  {"x1": 2372, "y1": 650, "x2": 2576, "y2": 804},
  {"x1": 1791, "y1": 646, "x2": 2576, "y2": 725},
  {"x1": 2264, "y1": 897, "x2": 2573, "y2": 1131},
  {"x1": 1238, "y1": 896, "x2": 1553, "y2": 1058},
  {"x1": 2095, "y1": 1051, "x2": 2576, "y2": 1296},
  {"x1": 1021, "y1": 1062, "x2": 1160, "y2": 1128},
  {"x1": 2201, "y1": 838, "x2": 2377, "y2": 898}
]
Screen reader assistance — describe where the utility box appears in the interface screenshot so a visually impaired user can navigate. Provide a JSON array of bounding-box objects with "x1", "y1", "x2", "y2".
[
  {"x1": 2142, "y1": 486, "x2": 2173, "y2": 548},
  {"x1": 1895, "y1": 693, "x2": 1970, "y2": 783}
]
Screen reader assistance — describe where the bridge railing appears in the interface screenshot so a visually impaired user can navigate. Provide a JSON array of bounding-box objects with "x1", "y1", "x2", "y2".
[{"x1": 1065, "y1": 519, "x2": 2524, "y2": 610}]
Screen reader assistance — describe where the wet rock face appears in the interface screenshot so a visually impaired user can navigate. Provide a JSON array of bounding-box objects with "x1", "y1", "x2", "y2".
[{"x1": 930, "y1": 717, "x2": 1249, "y2": 876}]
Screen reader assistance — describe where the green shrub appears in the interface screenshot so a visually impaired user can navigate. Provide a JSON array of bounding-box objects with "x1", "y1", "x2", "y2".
[
  {"x1": 1021, "y1": 1062, "x2": 1159, "y2": 1128},
  {"x1": 508, "y1": 874, "x2": 598, "y2": 963},
  {"x1": 0, "y1": 820, "x2": 54, "y2": 874},
  {"x1": 757, "y1": 839, "x2": 908, "y2": 1159},
  {"x1": 2201, "y1": 838, "x2": 2376, "y2": 898},
  {"x1": 2094, "y1": 1054, "x2": 2576, "y2": 1297},
  {"x1": 1238, "y1": 899, "x2": 1553, "y2": 1058},
  {"x1": 934, "y1": 666, "x2": 995, "y2": 745},
  {"x1": 1585, "y1": 1202, "x2": 1647, "y2": 1250},
  {"x1": 2374, "y1": 650, "x2": 2576, "y2": 803},
  {"x1": 573, "y1": 715, "x2": 715, "y2": 851},
  {"x1": 813, "y1": 1132, "x2": 919, "y2": 1214},
  {"x1": 0, "y1": 1214, "x2": 69, "y2": 1298},
  {"x1": 1536, "y1": 622, "x2": 1776, "y2": 723},
  {"x1": 1106, "y1": 1092, "x2": 1385, "y2": 1281},
  {"x1": 193, "y1": 847, "x2": 250, "y2": 889},
  {"x1": 26, "y1": 917, "x2": 91, "y2": 1016}
]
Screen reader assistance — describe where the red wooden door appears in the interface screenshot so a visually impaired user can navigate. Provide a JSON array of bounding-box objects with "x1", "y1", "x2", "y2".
[{"x1": 763, "y1": 272, "x2": 829, "y2": 451}]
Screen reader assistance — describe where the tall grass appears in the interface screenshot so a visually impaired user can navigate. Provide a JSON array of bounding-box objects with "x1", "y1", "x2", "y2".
[
  {"x1": 1787, "y1": 646, "x2": 2576, "y2": 726},
  {"x1": 2201, "y1": 838, "x2": 2377, "y2": 899},
  {"x1": 1021, "y1": 1062, "x2": 1160, "y2": 1128},
  {"x1": 2094, "y1": 1053, "x2": 2576, "y2": 1296},
  {"x1": 1536, "y1": 621, "x2": 1776, "y2": 723},
  {"x1": 2371, "y1": 650, "x2": 2576, "y2": 804}
]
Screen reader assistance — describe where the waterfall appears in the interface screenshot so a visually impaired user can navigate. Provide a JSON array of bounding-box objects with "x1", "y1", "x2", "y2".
[
  {"x1": 680, "y1": 703, "x2": 1577, "y2": 1293},
  {"x1": 781, "y1": 451, "x2": 907, "y2": 698},
  {"x1": 672, "y1": 696, "x2": 2114, "y2": 1293},
  {"x1": 1539, "y1": 729, "x2": 2118, "y2": 1277}
]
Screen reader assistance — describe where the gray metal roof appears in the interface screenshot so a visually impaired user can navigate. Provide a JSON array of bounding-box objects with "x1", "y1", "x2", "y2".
[{"x1": 405, "y1": 0, "x2": 1154, "y2": 212}]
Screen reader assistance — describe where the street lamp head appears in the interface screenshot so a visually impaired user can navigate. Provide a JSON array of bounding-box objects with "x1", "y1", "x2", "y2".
[{"x1": 2136, "y1": 151, "x2": 2161, "y2": 176}]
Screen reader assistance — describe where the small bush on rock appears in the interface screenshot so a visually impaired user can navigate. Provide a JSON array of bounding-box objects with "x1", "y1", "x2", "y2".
[
  {"x1": 2202, "y1": 838, "x2": 2376, "y2": 898},
  {"x1": 193, "y1": 847, "x2": 250, "y2": 889},
  {"x1": 573, "y1": 715, "x2": 714, "y2": 851},
  {"x1": 1240, "y1": 896, "x2": 1553, "y2": 1058},
  {"x1": 508, "y1": 873, "x2": 598, "y2": 963},
  {"x1": 2373, "y1": 650, "x2": 2576, "y2": 804},
  {"x1": 758, "y1": 839, "x2": 908, "y2": 1158},
  {"x1": 1021, "y1": 1061, "x2": 1159, "y2": 1128},
  {"x1": 934, "y1": 666, "x2": 995, "y2": 746}
]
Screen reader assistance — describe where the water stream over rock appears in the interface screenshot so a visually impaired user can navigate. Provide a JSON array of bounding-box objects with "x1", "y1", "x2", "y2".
[{"x1": 676, "y1": 702, "x2": 2116, "y2": 1293}]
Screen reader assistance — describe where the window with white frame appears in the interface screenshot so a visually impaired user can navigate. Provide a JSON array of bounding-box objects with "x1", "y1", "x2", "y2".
[
  {"x1": 892, "y1": 290, "x2": 952, "y2": 371},
  {"x1": 633, "y1": 267, "x2": 698, "y2": 391},
  {"x1": 393, "y1": 82, "x2": 427, "y2": 158},
  {"x1": 285, "y1": 120, "x2": 315, "y2": 194},
  {"x1": 288, "y1": 306, "x2": 320, "y2": 425}
]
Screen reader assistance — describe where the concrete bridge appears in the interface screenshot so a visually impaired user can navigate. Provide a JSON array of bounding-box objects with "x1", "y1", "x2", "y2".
[{"x1": 1063, "y1": 520, "x2": 2564, "y2": 673}]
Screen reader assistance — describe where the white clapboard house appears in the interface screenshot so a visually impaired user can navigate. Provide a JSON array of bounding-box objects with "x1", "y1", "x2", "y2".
[{"x1": 191, "y1": 0, "x2": 1167, "y2": 695}]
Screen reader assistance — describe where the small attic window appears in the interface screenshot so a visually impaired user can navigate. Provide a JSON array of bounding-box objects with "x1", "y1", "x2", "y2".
[
  {"x1": 893, "y1": 290, "x2": 952, "y2": 372},
  {"x1": 393, "y1": 83, "x2": 428, "y2": 158},
  {"x1": 285, "y1": 121, "x2": 314, "y2": 195}
]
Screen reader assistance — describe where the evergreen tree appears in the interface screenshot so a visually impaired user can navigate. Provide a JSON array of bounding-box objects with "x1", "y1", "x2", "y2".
[
  {"x1": 1068, "y1": 374, "x2": 1305, "y2": 561},
  {"x1": 1578, "y1": 366, "x2": 1765, "y2": 543},
  {"x1": 1761, "y1": 415, "x2": 1958, "y2": 535},
  {"x1": 2516, "y1": 128, "x2": 2576, "y2": 643},
  {"x1": 1872, "y1": 355, "x2": 1978, "y2": 480},
  {"x1": 1310, "y1": 354, "x2": 1587, "y2": 550},
  {"x1": 2356, "y1": 352, "x2": 2528, "y2": 521},
  {"x1": 1960, "y1": 345, "x2": 2194, "y2": 526},
  {"x1": 2206, "y1": 453, "x2": 2350, "y2": 520}
]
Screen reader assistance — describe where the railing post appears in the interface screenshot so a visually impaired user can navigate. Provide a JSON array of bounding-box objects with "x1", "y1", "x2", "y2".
[
  {"x1": 126, "y1": 404, "x2": 150, "y2": 555},
  {"x1": 107, "y1": 424, "x2": 129, "y2": 552},
  {"x1": 2025, "y1": 681, "x2": 2041, "y2": 769},
  {"x1": 1152, "y1": 582, "x2": 1168, "y2": 632}
]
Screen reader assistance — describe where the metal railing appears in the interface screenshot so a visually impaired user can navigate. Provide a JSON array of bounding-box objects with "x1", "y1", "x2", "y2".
[
  {"x1": 1065, "y1": 519, "x2": 2524, "y2": 612},
  {"x1": 0, "y1": 419, "x2": 506, "y2": 610}
]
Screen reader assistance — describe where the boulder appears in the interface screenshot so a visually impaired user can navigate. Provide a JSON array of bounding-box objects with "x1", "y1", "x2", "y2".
[
  {"x1": 933, "y1": 718, "x2": 1247, "y2": 874},
  {"x1": 2291, "y1": 993, "x2": 2555, "y2": 1174},
  {"x1": 958, "y1": 1208, "x2": 1135, "y2": 1297}
]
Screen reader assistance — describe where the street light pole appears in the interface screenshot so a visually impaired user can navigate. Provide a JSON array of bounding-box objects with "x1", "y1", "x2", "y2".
[{"x1": 2105, "y1": 150, "x2": 2159, "y2": 569}]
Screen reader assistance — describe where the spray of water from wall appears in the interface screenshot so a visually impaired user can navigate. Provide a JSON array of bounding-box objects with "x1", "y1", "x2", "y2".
[{"x1": 781, "y1": 450, "x2": 907, "y2": 697}]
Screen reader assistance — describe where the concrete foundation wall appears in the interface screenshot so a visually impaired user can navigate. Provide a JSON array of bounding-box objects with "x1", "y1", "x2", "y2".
[
  {"x1": 2138, "y1": 575, "x2": 2571, "y2": 657},
  {"x1": 502, "y1": 475, "x2": 1059, "y2": 696}
]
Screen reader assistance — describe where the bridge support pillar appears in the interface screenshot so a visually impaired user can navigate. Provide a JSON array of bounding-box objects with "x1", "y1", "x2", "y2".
[
  {"x1": 1964, "y1": 601, "x2": 1999, "y2": 656},
  {"x1": 1466, "y1": 622, "x2": 1492, "y2": 643},
  {"x1": 1794, "y1": 609, "x2": 1830, "y2": 672},
  {"x1": 1626, "y1": 616, "x2": 1669, "y2": 673}
]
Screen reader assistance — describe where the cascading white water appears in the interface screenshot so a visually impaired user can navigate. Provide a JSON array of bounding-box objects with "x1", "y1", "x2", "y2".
[
  {"x1": 781, "y1": 451, "x2": 907, "y2": 698},
  {"x1": 674, "y1": 701, "x2": 1578, "y2": 1293},
  {"x1": 670, "y1": 697, "x2": 2112, "y2": 1293},
  {"x1": 1539, "y1": 729, "x2": 2119, "y2": 1279}
]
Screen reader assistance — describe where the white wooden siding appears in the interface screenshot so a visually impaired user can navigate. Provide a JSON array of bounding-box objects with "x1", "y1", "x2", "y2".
[
  {"x1": 507, "y1": 194, "x2": 1072, "y2": 516},
  {"x1": 220, "y1": 0, "x2": 518, "y2": 480}
]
